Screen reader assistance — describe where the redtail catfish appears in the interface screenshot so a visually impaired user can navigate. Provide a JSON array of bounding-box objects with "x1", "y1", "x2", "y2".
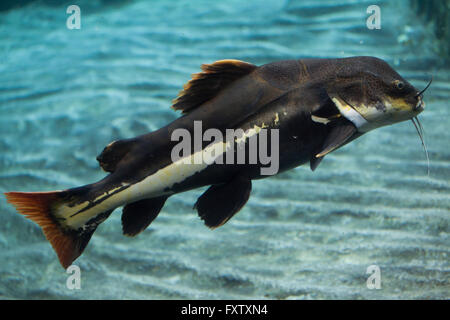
[{"x1": 5, "y1": 56, "x2": 430, "y2": 268}]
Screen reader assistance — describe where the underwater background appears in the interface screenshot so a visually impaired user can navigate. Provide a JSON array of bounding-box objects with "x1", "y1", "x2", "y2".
[{"x1": 0, "y1": 0, "x2": 448, "y2": 299}]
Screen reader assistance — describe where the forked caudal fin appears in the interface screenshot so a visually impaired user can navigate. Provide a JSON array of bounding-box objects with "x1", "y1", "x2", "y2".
[{"x1": 4, "y1": 190, "x2": 112, "y2": 268}]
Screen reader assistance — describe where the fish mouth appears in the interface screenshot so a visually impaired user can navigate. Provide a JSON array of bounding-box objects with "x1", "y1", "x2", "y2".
[
  {"x1": 414, "y1": 95, "x2": 425, "y2": 113},
  {"x1": 414, "y1": 76, "x2": 432, "y2": 113}
]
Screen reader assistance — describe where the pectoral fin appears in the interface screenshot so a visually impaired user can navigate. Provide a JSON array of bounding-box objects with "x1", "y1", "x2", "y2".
[
  {"x1": 122, "y1": 196, "x2": 168, "y2": 236},
  {"x1": 310, "y1": 156, "x2": 324, "y2": 171},
  {"x1": 315, "y1": 120, "x2": 357, "y2": 158},
  {"x1": 194, "y1": 174, "x2": 252, "y2": 229}
]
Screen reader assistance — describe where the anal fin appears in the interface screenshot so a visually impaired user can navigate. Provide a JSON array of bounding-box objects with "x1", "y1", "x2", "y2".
[
  {"x1": 122, "y1": 196, "x2": 168, "y2": 236},
  {"x1": 194, "y1": 174, "x2": 252, "y2": 229}
]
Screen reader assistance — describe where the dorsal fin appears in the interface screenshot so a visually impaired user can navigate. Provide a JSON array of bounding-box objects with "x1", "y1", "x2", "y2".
[
  {"x1": 172, "y1": 59, "x2": 257, "y2": 114},
  {"x1": 96, "y1": 138, "x2": 136, "y2": 173}
]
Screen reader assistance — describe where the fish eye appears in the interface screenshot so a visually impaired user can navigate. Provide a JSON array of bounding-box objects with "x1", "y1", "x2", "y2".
[{"x1": 393, "y1": 80, "x2": 405, "y2": 90}]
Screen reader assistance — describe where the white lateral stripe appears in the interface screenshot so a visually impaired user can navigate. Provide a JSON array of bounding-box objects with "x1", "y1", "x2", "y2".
[
  {"x1": 62, "y1": 125, "x2": 263, "y2": 229},
  {"x1": 126, "y1": 125, "x2": 263, "y2": 200}
]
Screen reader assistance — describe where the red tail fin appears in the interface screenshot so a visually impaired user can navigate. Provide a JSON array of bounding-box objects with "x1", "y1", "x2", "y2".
[{"x1": 5, "y1": 191, "x2": 91, "y2": 268}]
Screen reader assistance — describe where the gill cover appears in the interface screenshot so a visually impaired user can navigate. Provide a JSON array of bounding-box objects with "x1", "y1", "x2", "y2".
[
  {"x1": 324, "y1": 74, "x2": 376, "y2": 133},
  {"x1": 327, "y1": 92, "x2": 374, "y2": 132}
]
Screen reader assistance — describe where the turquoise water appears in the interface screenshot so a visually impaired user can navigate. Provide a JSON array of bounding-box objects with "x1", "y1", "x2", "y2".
[{"x1": 0, "y1": 0, "x2": 448, "y2": 299}]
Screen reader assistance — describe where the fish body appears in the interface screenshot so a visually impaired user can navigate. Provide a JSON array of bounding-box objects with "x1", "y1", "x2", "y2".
[{"x1": 5, "y1": 56, "x2": 426, "y2": 268}]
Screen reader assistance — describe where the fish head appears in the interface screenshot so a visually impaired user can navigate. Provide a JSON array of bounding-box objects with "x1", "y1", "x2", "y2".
[{"x1": 328, "y1": 56, "x2": 426, "y2": 132}]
